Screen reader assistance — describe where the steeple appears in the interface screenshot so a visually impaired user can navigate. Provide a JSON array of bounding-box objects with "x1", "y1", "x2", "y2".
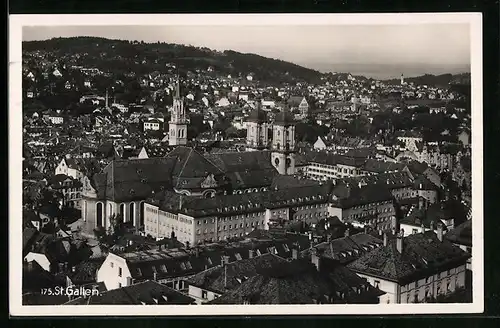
[
  {"x1": 169, "y1": 76, "x2": 188, "y2": 146},
  {"x1": 175, "y1": 76, "x2": 181, "y2": 99}
]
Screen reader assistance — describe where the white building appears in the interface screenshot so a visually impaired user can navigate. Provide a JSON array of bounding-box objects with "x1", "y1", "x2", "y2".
[
  {"x1": 48, "y1": 115, "x2": 64, "y2": 125},
  {"x1": 54, "y1": 158, "x2": 84, "y2": 180}
]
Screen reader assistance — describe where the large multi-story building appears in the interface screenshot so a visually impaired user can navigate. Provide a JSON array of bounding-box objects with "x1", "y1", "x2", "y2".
[
  {"x1": 143, "y1": 183, "x2": 333, "y2": 245},
  {"x1": 80, "y1": 147, "x2": 281, "y2": 237},
  {"x1": 347, "y1": 227, "x2": 470, "y2": 304}
]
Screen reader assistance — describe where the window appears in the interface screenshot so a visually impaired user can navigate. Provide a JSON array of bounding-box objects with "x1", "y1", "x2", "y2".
[
  {"x1": 374, "y1": 280, "x2": 380, "y2": 288},
  {"x1": 415, "y1": 280, "x2": 419, "y2": 288},
  {"x1": 118, "y1": 283, "x2": 122, "y2": 288},
  {"x1": 118, "y1": 267, "x2": 122, "y2": 277},
  {"x1": 110, "y1": 262, "x2": 114, "y2": 268}
]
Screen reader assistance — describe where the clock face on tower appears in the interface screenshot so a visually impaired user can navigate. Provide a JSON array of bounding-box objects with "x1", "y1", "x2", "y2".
[{"x1": 274, "y1": 158, "x2": 280, "y2": 166}]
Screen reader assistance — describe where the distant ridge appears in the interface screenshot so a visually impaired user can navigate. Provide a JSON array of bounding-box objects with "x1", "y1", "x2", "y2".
[
  {"x1": 382, "y1": 73, "x2": 471, "y2": 87},
  {"x1": 22, "y1": 36, "x2": 324, "y2": 85}
]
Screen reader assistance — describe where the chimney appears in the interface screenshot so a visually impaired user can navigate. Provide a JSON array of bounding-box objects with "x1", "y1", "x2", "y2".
[
  {"x1": 153, "y1": 272, "x2": 157, "y2": 281},
  {"x1": 437, "y1": 222, "x2": 444, "y2": 242},
  {"x1": 179, "y1": 195, "x2": 184, "y2": 210},
  {"x1": 420, "y1": 224, "x2": 425, "y2": 234},
  {"x1": 311, "y1": 248, "x2": 321, "y2": 272},
  {"x1": 249, "y1": 248, "x2": 255, "y2": 259},
  {"x1": 344, "y1": 228, "x2": 350, "y2": 237},
  {"x1": 126, "y1": 277, "x2": 132, "y2": 286},
  {"x1": 292, "y1": 248, "x2": 298, "y2": 260},
  {"x1": 396, "y1": 232, "x2": 403, "y2": 253},
  {"x1": 383, "y1": 232, "x2": 388, "y2": 247},
  {"x1": 364, "y1": 225, "x2": 369, "y2": 234},
  {"x1": 430, "y1": 220, "x2": 435, "y2": 231},
  {"x1": 391, "y1": 216, "x2": 397, "y2": 230}
]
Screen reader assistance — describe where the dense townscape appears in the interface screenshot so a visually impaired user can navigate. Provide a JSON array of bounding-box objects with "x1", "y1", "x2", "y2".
[{"x1": 22, "y1": 37, "x2": 473, "y2": 306}]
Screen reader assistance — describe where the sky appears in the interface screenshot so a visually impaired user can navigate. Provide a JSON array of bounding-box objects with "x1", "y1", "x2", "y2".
[{"x1": 23, "y1": 24, "x2": 471, "y2": 79}]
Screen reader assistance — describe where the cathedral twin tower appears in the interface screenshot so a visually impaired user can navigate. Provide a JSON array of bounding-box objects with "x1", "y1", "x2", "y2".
[
  {"x1": 246, "y1": 102, "x2": 297, "y2": 175},
  {"x1": 169, "y1": 78, "x2": 296, "y2": 176}
]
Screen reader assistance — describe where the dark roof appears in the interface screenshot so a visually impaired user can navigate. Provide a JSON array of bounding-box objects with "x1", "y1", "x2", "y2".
[
  {"x1": 331, "y1": 184, "x2": 394, "y2": 209},
  {"x1": 166, "y1": 146, "x2": 227, "y2": 190},
  {"x1": 65, "y1": 280, "x2": 195, "y2": 305},
  {"x1": 301, "y1": 233, "x2": 384, "y2": 265},
  {"x1": 362, "y1": 159, "x2": 406, "y2": 174},
  {"x1": 339, "y1": 171, "x2": 414, "y2": 190},
  {"x1": 347, "y1": 231, "x2": 470, "y2": 284},
  {"x1": 445, "y1": 220, "x2": 472, "y2": 247},
  {"x1": 115, "y1": 237, "x2": 311, "y2": 281},
  {"x1": 270, "y1": 175, "x2": 321, "y2": 189},
  {"x1": 400, "y1": 200, "x2": 467, "y2": 229},
  {"x1": 67, "y1": 258, "x2": 106, "y2": 285},
  {"x1": 93, "y1": 157, "x2": 177, "y2": 202},
  {"x1": 303, "y1": 151, "x2": 366, "y2": 168},
  {"x1": 185, "y1": 253, "x2": 288, "y2": 294},
  {"x1": 209, "y1": 258, "x2": 383, "y2": 304}
]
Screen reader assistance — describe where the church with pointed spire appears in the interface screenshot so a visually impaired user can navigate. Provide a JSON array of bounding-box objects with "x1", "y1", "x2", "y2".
[{"x1": 169, "y1": 78, "x2": 188, "y2": 146}]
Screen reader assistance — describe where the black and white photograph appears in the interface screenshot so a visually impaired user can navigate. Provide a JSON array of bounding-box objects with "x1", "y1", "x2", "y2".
[{"x1": 9, "y1": 14, "x2": 483, "y2": 315}]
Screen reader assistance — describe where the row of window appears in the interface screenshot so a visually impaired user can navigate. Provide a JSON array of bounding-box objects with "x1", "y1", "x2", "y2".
[{"x1": 196, "y1": 221, "x2": 265, "y2": 234}]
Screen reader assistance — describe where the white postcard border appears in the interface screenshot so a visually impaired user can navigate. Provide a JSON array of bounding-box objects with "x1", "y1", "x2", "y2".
[{"x1": 9, "y1": 13, "x2": 484, "y2": 316}]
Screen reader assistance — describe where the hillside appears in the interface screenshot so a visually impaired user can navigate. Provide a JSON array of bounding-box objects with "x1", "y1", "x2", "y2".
[
  {"x1": 383, "y1": 73, "x2": 471, "y2": 87},
  {"x1": 22, "y1": 37, "x2": 323, "y2": 85}
]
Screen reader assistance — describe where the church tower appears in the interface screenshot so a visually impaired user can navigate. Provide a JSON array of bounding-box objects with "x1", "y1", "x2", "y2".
[
  {"x1": 271, "y1": 105, "x2": 296, "y2": 175},
  {"x1": 169, "y1": 78, "x2": 188, "y2": 146},
  {"x1": 245, "y1": 101, "x2": 269, "y2": 151}
]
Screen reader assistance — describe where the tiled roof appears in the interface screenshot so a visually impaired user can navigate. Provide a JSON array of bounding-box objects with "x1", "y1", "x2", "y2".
[
  {"x1": 94, "y1": 157, "x2": 176, "y2": 202},
  {"x1": 304, "y1": 151, "x2": 366, "y2": 168},
  {"x1": 331, "y1": 184, "x2": 394, "y2": 209},
  {"x1": 64, "y1": 280, "x2": 195, "y2": 305},
  {"x1": 400, "y1": 200, "x2": 467, "y2": 229},
  {"x1": 445, "y1": 220, "x2": 472, "y2": 247},
  {"x1": 270, "y1": 175, "x2": 321, "y2": 189},
  {"x1": 209, "y1": 258, "x2": 383, "y2": 304},
  {"x1": 301, "y1": 233, "x2": 383, "y2": 264},
  {"x1": 115, "y1": 237, "x2": 311, "y2": 281},
  {"x1": 339, "y1": 171, "x2": 414, "y2": 190},
  {"x1": 347, "y1": 231, "x2": 470, "y2": 284},
  {"x1": 185, "y1": 253, "x2": 288, "y2": 294},
  {"x1": 67, "y1": 258, "x2": 106, "y2": 285},
  {"x1": 362, "y1": 159, "x2": 406, "y2": 174}
]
